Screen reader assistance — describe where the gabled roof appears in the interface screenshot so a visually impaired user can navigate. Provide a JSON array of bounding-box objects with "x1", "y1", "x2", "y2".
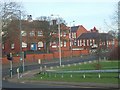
[
  {"x1": 77, "y1": 32, "x2": 114, "y2": 40},
  {"x1": 71, "y1": 26, "x2": 79, "y2": 32},
  {"x1": 77, "y1": 32, "x2": 99, "y2": 39},
  {"x1": 71, "y1": 25, "x2": 87, "y2": 32}
]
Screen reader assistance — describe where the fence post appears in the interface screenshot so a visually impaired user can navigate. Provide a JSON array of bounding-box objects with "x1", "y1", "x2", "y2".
[
  {"x1": 83, "y1": 74, "x2": 85, "y2": 78},
  {"x1": 98, "y1": 73, "x2": 101, "y2": 78}
]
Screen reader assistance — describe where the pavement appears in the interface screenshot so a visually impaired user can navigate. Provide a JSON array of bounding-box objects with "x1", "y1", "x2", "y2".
[{"x1": 4, "y1": 68, "x2": 119, "y2": 89}]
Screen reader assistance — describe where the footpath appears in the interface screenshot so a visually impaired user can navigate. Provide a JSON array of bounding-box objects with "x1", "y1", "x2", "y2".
[{"x1": 5, "y1": 68, "x2": 119, "y2": 89}]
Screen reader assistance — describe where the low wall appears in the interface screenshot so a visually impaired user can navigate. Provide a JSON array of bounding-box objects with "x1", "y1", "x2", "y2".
[{"x1": 2, "y1": 50, "x2": 89, "y2": 64}]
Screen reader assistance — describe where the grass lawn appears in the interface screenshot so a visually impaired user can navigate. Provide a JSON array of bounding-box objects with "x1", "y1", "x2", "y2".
[
  {"x1": 47, "y1": 60, "x2": 119, "y2": 71},
  {"x1": 28, "y1": 60, "x2": 120, "y2": 84}
]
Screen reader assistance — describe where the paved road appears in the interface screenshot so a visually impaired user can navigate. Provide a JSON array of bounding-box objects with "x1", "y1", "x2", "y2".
[
  {"x1": 2, "y1": 55, "x2": 118, "y2": 89},
  {"x1": 2, "y1": 54, "x2": 97, "y2": 76}
]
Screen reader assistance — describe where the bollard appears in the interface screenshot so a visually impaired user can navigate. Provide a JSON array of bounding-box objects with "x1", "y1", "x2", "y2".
[
  {"x1": 61, "y1": 74, "x2": 64, "y2": 78},
  {"x1": 70, "y1": 74, "x2": 73, "y2": 78},
  {"x1": 74, "y1": 63, "x2": 76, "y2": 66},
  {"x1": 89, "y1": 61, "x2": 92, "y2": 63},
  {"x1": 84, "y1": 62, "x2": 87, "y2": 64},
  {"x1": 83, "y1": 74, "x2": 85, "y2": 78},
  {"x1": 40, "y1": 66, "x2": 42, "y2": 72},
  {"x1": 50, "y1": 67, "x2": 53, "y2": 69},
  {"x1": 68, "y1": 64, "x2": 70, "y2": 67},
  {"x1": 44, "y1": 66, "x2": 47, "y2": 69},
  {"x1": 17, "y1": 68, "x2": 20, "y2": 79},
  {"x1": 55, "y1": 74, "x2": 56, "y2": 78},
  {"x1": 98, "y1": 74, "x2": 101, "y2": 78}
]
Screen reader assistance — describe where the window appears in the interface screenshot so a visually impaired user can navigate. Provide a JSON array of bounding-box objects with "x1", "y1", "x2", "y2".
[
  {"x1": 22, "y1": 42, "x2": 27, "y2": 48},
  {"x1": 30, "y1": 31, "x2": 35, "y2": 36},
  {"x1": 87, "y1": 40, "x2": 89, "y2": 46},
  {"x1": 2, "y1": 44, "x2": 4, "y2": 49},
  {"x1": 74, "y1": 40, "x2": 77, "y2": 46},
  {"x1": 11, "y1": 43, "x2": 15, "y2": 49},
  {"x1": 90, "y1": 39, "x2": 92, "y2": 46},
  {"x1": 52, "y1": 42, "x2": 57, "y2": 48},
  {"x1": 51, "y1": 32, "x2": 57, "y2": 35},
  {"x1": 38, "y1": 31, "x2": 43, "y2": 36},
  {"x1": 61, "y1": 41, "x2": 63, "y2": 47},
  {"x1": 72, "y1": 33, "x2": 76, "y2": 38},
  {"x1": 83, "y1": 39, "x2": 85, "y2": 46},
  {"x1": 69, "y1": 33, "x2": 71, "y2": 38},
  {"x1": 38, "y1": 41, "x2": 43, "y2": 47},
  {"x1": 78, "y1": 40, "x2": 80, "y2": 46},
  {"x1": 60, "y1": 32, "x2": 62, "y2": 37},
  {"x1": 21, "y1": 31, "x2": 27, "y2": 36},
  {"x1": 63, "y1": 32, "x2": 66, "y2": 37},
  {"x1": 93, "y1": 39, "x2": 95, "y2": 44},
  {"x1": 64, "y1": 41, "x2": 66, "y2": 47},
  {"x1": 80, "y1": 40, "x2": 82, "y2": 46}
]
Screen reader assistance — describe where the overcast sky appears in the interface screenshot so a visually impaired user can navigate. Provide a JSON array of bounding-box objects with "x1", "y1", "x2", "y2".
[{"x1": 2, "y1": 0, "x2": 119, "y2": 32}]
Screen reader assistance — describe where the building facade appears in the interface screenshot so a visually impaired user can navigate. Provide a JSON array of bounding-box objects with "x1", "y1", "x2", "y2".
[{"x1": 2, "y1": 20, "x2": 118, "y2": 56}]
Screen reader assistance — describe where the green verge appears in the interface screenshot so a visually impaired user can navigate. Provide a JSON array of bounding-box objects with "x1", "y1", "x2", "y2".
[
  {"x1": 27, "y1": 60, "x2": 120, "y2": 84},
  {"x1": 31, "y1": 72, "x2": 119, "y2": 84}
]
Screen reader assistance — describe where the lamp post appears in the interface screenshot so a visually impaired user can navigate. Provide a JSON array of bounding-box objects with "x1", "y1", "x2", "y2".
[
  {"x1": 18, "y1": 10, "x2": 24, "y2": 72},
  {"x1": 51, "y1": 14, "x2": 61, "y2": 66},
  {"x1": 70, "y1": 21, "x2": 75, "y2": 58}
]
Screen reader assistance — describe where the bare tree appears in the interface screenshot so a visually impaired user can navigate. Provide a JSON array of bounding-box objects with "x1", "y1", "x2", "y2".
[
  {"x1": 1, "y1": 1, "x2": 26, "y2": 43},
  {"x1": 35, "y1": 16, "x2": 69, "y2": 53}
]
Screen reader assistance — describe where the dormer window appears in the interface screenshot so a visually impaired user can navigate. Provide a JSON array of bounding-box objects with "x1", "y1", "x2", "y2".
[{"x1": 11, "y1": 43, "x2": 15, "y2": 49}]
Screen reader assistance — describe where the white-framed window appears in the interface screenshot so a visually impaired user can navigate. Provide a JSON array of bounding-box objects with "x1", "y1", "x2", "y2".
[
  {"x1": 93, "y1": 39, "x2": 95, "y2": 44},
  {"x1": 52, "y1": 42, "x2": 57, "y2": 48},
  {"x1": 64, "y1": 41, "x2": 67, "y2": 47},
  {"x1": 83, "y1": 39, "x2": 85, "y2": 46},
  {"x1": 78, "y1": 40, "x2": 80, "y2": 46},
  {"x1": 52, "y1": 32, "x2": 57, "y2": 35},
  {"x1": 107, "y1": 41, "x2": 109, "y2": 47},
  {"x1": 61, "y1": 41, "x2": 63, "y2": 47},
  {"x1": 69, "y1": 33, "x2": 71, "y2": 38},
  {"x1": 74, "y1": 40, "x2": 77, "y2": 46},
  {"x1": 21, "y1": 31, "x2": 27, "y2": 36},
  {"x1": 109, "y1": 41, "x2": 111, "y2": 45},
  {"x1": 87, "y1": 40, "x2": 89, "y2": 46},
  {"x1": 38, "y1": 41, "x2": 43, "y2": 47},
  {"x1": 90, "y1": 39, "x2": 92, "y2": 46},
  {"x1": 60, "y1": 32, "x2": 62, "y2": 37},
  {"x1": 2, "y1": 44, "x2": 5, "y2": 49},
  {"x1": 112, "y1": 39, "x2": 115, "y2": 45},
  {"x1": 22, "y1": 42, "x2": 27, "y2": 48},
  {"x1": 72, "y1": 33, "x2": 76, "y2": 38},
  {"x1": 30, "y1": 31, "x2": 35, "y2": 36},
  {"x1": 63, "y1": 32, "x2": 66, "y2": 37},
  {"x1": 11, "y1": 43, "x2": 15, "y2": 49},
  {"x1": 80, "y1": 40, "x2": 82, "y2": 46},
  {"x1": 38, "y1": 31, "x2": 43, "y2": 36}
]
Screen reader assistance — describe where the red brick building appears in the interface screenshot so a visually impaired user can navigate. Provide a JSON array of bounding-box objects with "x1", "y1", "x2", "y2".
[
  {"x1": 2, "y1": 20, "x2": 70, "y2": 54},
  {"x1": 2, "y1": 20, "x2": 118, "y2": 57}
]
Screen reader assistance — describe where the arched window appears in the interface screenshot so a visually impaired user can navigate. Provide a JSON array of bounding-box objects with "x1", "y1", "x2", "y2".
[{"x1": 38, "y1": 41, "x2": 43, "y2": 47}]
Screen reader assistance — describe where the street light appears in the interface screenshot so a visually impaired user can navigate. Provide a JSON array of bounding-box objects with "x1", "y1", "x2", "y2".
[
  {"x1": 70, "y1": 21, "x2": 75, "y2": 58},
  {"x1": 51, "y1": 14, "x2": 62, "y2": 66}
]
